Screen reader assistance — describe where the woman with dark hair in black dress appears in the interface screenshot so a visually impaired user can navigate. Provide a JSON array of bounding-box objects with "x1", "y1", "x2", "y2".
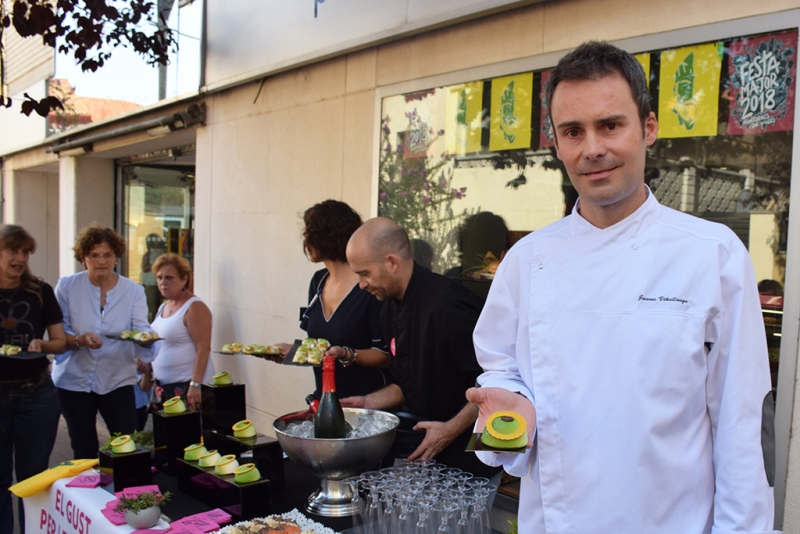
[{"x1": 278, "y1": 200, "x2": 392, "y2": 400}]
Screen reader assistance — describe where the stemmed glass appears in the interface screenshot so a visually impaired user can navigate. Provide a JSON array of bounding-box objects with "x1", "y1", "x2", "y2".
[
  {"x1": 360, "y1": 471, "x2": 384, "y2": 532},
  {"x1": 435, "y1": 500, "x2": 460, "y2": 532},
  {"x1": 455, "y1": 493, "x2": 476, "y2": 534},
  {"x1": 378, "y1": 478, "x2": 398, "y2": 532},
  {"x1": 470, "y1": 484, "x2": 497, "y2": 534},
  {"x1": 414, "y1": 494, "x2": 436, "y2": 534},
  {"x1": 342, "y1": 475, "x2": 365, "y2": 534},
  {"x1": 394, "y1": 487, "x2": 416, "y2": 534}
]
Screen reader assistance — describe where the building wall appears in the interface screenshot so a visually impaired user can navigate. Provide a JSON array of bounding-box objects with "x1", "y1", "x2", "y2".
[{"x1": 198, "y1": 0, "x2": 800, "y2": 527}]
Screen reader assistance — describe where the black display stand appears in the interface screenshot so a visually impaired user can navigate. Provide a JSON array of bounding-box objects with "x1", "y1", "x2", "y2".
[
  {"x1": 201, "y1": 383, "x2": 246, "y2": 435},
  {"x1": 98, "y1": 448, "x2": 152, "y2": 491},
  {"x1": 175, "y1": 458, "x2": 271, "y2": 521},
  {"x1": 204, "y1": 432, "x2": 285, "y2": 491},
  {"x1": 153, "y1": 409, "x2": 202, "y2": 473}
]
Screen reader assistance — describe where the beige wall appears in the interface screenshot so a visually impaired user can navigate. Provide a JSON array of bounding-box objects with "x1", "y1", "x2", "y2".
[
  {"x1": 197, "y1": 0, "x2": 800, "y2": 527},
  {"x1": 58, "y1": 156, "x2": 115, "y2": 276},
  {"x1": 2, "y1": 169, "x2": 60, "y2": 285}
]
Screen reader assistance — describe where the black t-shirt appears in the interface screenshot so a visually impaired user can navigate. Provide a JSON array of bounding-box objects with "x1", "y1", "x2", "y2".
[
  {"x1": 382, "y1": 262, "x2": 499, "y2": 477},
  {"x1": 301, "y1": 269, "x2": 393, "y2": 399},
  {"x1": 0, "y1": 281, "x2": 63, "y2": 380}
]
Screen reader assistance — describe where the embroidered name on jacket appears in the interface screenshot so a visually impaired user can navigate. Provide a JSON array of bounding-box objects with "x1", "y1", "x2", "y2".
[{"x1": 638, "y1": 295, "x2": 689, "y2": 304}]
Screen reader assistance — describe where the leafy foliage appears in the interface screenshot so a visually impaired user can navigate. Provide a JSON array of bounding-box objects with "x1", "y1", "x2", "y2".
[
  {"x1": 377, "y1": 113, "x2": 470, "y2": 272},
  {"x1": 114, "y1": 490, "x2": 171, "y2": 513},
  {"x1": 0, "y1": 0, "x2": 176, "y2": 114},
  {"x1": 99, "y1": 430, "x2": 154, "y2": 451}
]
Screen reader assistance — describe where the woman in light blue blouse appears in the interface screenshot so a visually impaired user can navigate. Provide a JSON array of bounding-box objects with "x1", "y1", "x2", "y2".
[{"x1": 53, "y1": 224, "x2": 155, "y2": 458}]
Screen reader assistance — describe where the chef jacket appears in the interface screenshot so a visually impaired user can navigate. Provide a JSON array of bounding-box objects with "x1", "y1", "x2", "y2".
[{"x1": 473, "y1": 189, "x2": 779, "y2": 534}]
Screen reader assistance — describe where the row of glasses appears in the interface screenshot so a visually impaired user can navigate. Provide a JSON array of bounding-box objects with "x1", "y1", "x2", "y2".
[{"x1": 343, "y1": 460, "x2": 497, "y2": 533}]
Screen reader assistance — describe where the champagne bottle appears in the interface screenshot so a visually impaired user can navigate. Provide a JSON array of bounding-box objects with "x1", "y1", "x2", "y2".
[{"x1": 314, "y1": 356, "x2": 347, "y2": 438}]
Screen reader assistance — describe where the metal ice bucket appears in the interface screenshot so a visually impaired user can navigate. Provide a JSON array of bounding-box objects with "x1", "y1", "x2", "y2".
[{"x1": 273, "y1": 408, "x2": 399, "y2": 517}]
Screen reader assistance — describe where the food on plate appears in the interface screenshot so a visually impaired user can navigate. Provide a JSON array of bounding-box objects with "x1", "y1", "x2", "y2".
[
  {"x1": 226, "y1": 517, "x2": 302, "y2": 534},
  {"x1": 306, "y1": 349, "x2": 322, "y2": 366},
  {"x1": 292, "y1": 338, "x2": 328, "y2": 364},
  {"x1": 1, "y1": 344, "x2": 22, "y2": 356},
  {"x1": 163, "y1": 396, "x2": 187, "y2": 414},
  {"x1": 242, "y1": 345, "x2": 255, "y2": 355},
  {"x1": 120, "y1": 330, "x2": 159, "y2": 342},
  {"x1": 221, "y1": 344, "x2": 238, "y2": 354},
  {"x1": 213, "y1": 371, "x2": 233, "y2": 385},
  {"x1": 214, "y1": 454, "x2": 239, "y2": 475},
  {"x1": 233, "y1": 419, "x2": 257, "y2": 439},
  {"x1": 267, "y1": 345, "x2": 282, "y2": 355},
  {"x1": 480, "y1": 410, "x2": 528, "y2": 450},
  {"x1": 231, "y1": 343, "x2": 243, "y2": 352},
  {"x1": 110, "y1": 435, "x2": 136, "y2": 454},
  {"x1": 198, "y1": 449, "x2": 221, "y2": 467},
  {"x1": 292, "y1": 350, "x2": 308, "y2": 364},
  {"x1": 183, "y1": 442, "x2": 208, "y2": 461},
  {"x1": 233, "y1": 463, "x2": 261, "y2": 484},
  {"x1": 251, "y1": 345, "x2": 266, "y2": 355}
]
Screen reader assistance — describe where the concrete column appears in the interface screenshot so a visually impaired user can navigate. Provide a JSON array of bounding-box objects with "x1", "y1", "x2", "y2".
[
  {"x1": 680, "y1": 165, "x2": 696, "y2": 213},
  {"x1": 4, "y1": 169, "x2": 60, "y2": 284},
  {"x1": 58, "y1": 156, "x2": 115, "y2": 277}
]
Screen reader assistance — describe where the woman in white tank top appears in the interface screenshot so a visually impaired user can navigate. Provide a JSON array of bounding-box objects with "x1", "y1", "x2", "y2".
[{"x1": 149, "y1": 253, "x2": 214, "y2": 410}]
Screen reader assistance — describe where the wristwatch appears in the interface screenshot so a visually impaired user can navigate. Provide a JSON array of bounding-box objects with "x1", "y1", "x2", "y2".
[{"x1": 190, "y1": 381, "x2": 202, "y2": 389}]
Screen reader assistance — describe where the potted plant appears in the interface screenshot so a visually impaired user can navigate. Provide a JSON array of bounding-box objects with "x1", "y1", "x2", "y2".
[{"x1": 113, "y1": 490, "x2": 171, "y2": 529}]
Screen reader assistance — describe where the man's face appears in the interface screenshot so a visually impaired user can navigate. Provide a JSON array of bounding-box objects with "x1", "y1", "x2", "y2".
[
  {"x1": 347, "y1": 243, "x2": 400, "y2": 301},
  {"x1": 551, "y1": 73, "x2": 658, "y2": 226}
]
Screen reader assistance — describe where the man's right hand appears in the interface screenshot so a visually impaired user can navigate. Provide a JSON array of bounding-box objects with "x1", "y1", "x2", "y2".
[{"x1": 466, "y1": 387, "x2": 537, "y2": 448}]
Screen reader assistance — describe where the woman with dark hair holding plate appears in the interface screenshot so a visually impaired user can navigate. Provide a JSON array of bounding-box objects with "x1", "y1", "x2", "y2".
[
  {"x1": 278, "y1": 200, "x2": 393, "y2": 400},
  {"x1": 0, "y1": 225, "x2": 65, "y2": 534},
  {"x1": 53, "y1": 224, "x2": 155, "y2": 459}
]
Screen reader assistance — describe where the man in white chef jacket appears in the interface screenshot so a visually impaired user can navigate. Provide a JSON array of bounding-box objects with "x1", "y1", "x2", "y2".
[{"x1": 468, "y1": 41, "x2": 779, "y2": 534}]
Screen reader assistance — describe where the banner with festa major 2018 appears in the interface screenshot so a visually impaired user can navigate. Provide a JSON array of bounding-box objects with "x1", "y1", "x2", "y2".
[{"x1": 727, "y1": 30, "x2": 797, "y2": 135}]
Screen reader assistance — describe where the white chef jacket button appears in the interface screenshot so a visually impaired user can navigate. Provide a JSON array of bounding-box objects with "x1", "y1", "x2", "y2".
[
  {"x1": 631, "y1": 245, "x2": 638, "y2": 251},
  {"x1": 538, "y1": 263, "x2": 544, "y2": 270}
]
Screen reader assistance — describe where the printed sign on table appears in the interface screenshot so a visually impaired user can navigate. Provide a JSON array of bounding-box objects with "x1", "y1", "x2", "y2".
[
  {"x1": 727, "y1": 30, "x2": 797, "y2": 135},
  {"x1": 445, "y1": 81, "x2": 484, "y2": 155},
  {"x1": 658, "y1": 42, "x2": 722, "y2": 138},
  {"x1": 489, "y1": 73, "x2": 533, "y2": 151}
]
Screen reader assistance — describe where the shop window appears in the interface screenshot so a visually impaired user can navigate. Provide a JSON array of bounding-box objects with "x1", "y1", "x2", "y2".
[
  {"x1": 121, "y1": 163, "x2": 195, "y2": 322},
  {"x1": 378, "y1": 29, "x2": 795, "y2": 395}
]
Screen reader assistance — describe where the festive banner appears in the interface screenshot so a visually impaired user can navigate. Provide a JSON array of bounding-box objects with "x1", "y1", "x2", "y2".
[
  {"x1": 445, "y1": 82, "x2": 484, "y2": 155},
  {"x1": 635, "y1": 52, "x2": 651, "y2": 88},
  {"x1": 403, "y1": 105, "x2": 434, "y2": 159},
  {"x1": 539, "y1": 70, "x2": 555, "y2": 148},
  {"x1": 489, "y1": 73, "x2": 533, "y2": 151},
  {"x1": 658, "y1": 43, "x2": 722, "y2": 138},
  {"x1": 727, "y1": 30, "x2": 797, "y2": 135}
]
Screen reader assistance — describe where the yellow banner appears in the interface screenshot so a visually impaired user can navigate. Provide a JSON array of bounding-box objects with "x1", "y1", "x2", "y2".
[
  {"x1": 635, "y1": 53, "x2": 650, "y2": 88},
  {"x1": 658, "y1": 43, "x2": 721, "y2": 138},
  {"x1": 445, "y1": 82, "x2": 484, "y2": 155},
  {"x1": 489, "y1": 73, "x2": 533, "y2": 151}
]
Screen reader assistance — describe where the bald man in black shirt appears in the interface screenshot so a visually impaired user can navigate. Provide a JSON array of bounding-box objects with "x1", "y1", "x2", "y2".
[{"x1": 343, "y1": 217, "x2": 499, "y2": 478}]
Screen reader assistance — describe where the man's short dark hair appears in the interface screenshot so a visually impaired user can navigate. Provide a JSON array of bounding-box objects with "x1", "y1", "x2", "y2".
[{"x1": 545, "y1": 41, "x2": 651, "y2": 129}]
